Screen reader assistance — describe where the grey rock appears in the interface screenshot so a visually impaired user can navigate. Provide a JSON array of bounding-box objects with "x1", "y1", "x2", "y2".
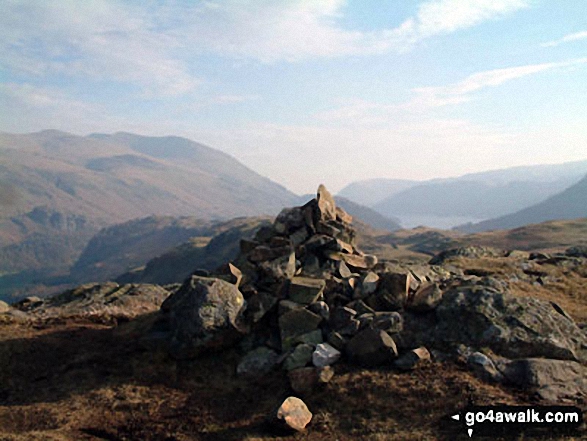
[
  {"x1": 346, "y1": 328, "x2": 398, "y2": 367},
  {"x1": 503, "y1": 358, "x2": 587, "y2": 402},
  {"x1": 316, "y1": 184, "x2": 337, "y2": 222},
  {"x1": 467, "y1": 352, "x2": 503, "y2": 382},
  {"x1": 361, "y1": 272, "x2": 379, "y2": 296},
  {"x1": 166, "y1": 277, "x2": 246, "y2": 359},
  {"x1": 329, "y1": 306, "x2": 357, "y2": 330},
  {"x1": 259, "y1": 252, "x2": 296, "y2": 280},
  {"x1": 312, "y1": 343, "x2": 341, "y2": 367},
  {"x1": 279, "y1": 308, "x2": 323, "y2": 350},
  {"x1": 288, "y1": 277, "x2": 325, "y2": 305},
  {"x1": 284, "y1": 343, "x2": 314, "y2": 371},
  {"x1": 434, "y1": 287, "x2": 587, "y2": 361},
  {"x1": 237, "y1": 346, "x2": 279, "y2": 377},
  {"x1": 308, "y1": 301, "x2": 329, "y2": 320},
  {"x1": 407, "y1": 282, "x2": 443, "y2": 312}
]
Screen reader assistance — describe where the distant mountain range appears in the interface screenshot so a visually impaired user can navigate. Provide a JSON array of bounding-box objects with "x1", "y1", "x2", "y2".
[
  {"x1": 457, "y1": 174, "x2": 587, "y2": 233},
  {"x1": 338, "y1": 160, "x2": 587, "y2": 228}
]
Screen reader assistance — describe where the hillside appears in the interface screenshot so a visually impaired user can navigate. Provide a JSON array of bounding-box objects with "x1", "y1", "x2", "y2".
[
  {"x1": 458, "y1": 174, "x2": 587, "y2": 233},
  {"x1": 340, "y1": 160, "x2": 587, "y2": 228},
  {"x1": 0, "y1": 130, "x2": 298, "y2": 223},
  {"x1": 0, "y1": 130, "x2": 299, "y2": 296}
]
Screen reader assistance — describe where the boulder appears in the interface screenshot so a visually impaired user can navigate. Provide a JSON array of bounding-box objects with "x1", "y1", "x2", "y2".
[
  {"x1": 312, "y1": 343, "x2": 341, "y2": 367},
  {"x1": 346, "y1": 328, "x2": 398, "y2": 367},
  {"x1": 434, "y1": 287, "x2": 587, "y2": 361},
  {"x1": 0, "y1": 301, "x2": 10, "y2": 313},
  {"x1": 371, "y1": 311, "x2": 403, "y2": 334},
  {"x1": 165, "y1": 276, "x2": 246, "y2": 359},
  {"x1": 274, "y1": 397, "x2": 312, "y2": 432},
  {"x1": 502, "y1": 358, "x2": 587, "y2": 402}
]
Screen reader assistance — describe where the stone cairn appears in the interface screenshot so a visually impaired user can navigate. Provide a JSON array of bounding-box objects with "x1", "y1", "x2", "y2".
[{"x1": 157, "y1": 184, "x2": 587, "y2": 432}]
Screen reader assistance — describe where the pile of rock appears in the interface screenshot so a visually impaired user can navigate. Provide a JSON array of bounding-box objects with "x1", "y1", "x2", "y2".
[{"x1": 153, "y1": 185, "x2": 587, "y2": 431}]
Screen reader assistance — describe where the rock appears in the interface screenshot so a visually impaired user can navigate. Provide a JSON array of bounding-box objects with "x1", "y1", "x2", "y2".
[
  {"x1": 467, "y1": 352, "x2": 503, "y2": 382},
  {"x1": 371, "y1": 312, "x2": 403, "y2": 334},
  {"x1": 249, "y1": 245, "x2": 291, "y2": 263},
  {"x1": 237, "y1": 346, "x2": 279, "y2": 377},
  {"x1": 289, "y1": 366, "x2": 334, "y2": 395},
  {"x1": 338, "y1": 261, "x2": 353, "y2": 279},
  {"x1": 361, "y1": 272, "x2": 379, "y2": 296},
  {"x1": 259, "y1": 252, "x2": 296, "y2": 281},
  {"x1": 407, "y1": 282, "x2": 443, "y2": 312},
  {"x1": 245, "y1": 291, "x2": 277, "y2": 323},
  {"x1": 316, "y1": 184, "x2": 337, "y2": 222},
  {"x1": 429, "y1": 246, "x2": 507, "y2": 265},
  {"x1": 367, "y1": 272, "x2": 411, "y2": 311},
  {"x1": 274, "y1": 206, "x2": 305, "y2": 234},
  {"x1": 346, "y1": 328, "x2": 398, "y2": 367},
  {"x1": 327, "y1": 331, "x2": 347, "y2": 351},
  {"x1": 312, "y1": 343, "x2": 341, "y2": 367},
  {"x1": 165, "y1": 276, "x2": 246, "y2": 359},
  {"x1": 308, "y1": 301, "x2": 329, "y2": 320},
  {"x1": 394, "y1": 347, "x2": 431, "y2": 371},
  {"x1": 290, "y1": 228, "x2": 308, "y2": 246},
  {"x1": 288, "y1": 277, "x2": 325, "y2": 305},
  {"x1": 502, "y1": 358, "x2": 587, "y2": 402},
  {"x1": 434, "y1": 287, "x2": 587, "y2": 361},
  {"x1": 0, "y1": 300, "x2": 10, "y2": 313},
  {"x1": 341, "y1": 253, "x2": 377, "y2": 270},
  {"x1": 274, "y1": 396, "x2": 312, "y2": 432},
  {"x1": 336, "y1": 206, "x2": 353, "y2": 224},
  {"x1": 293, "y1": 329, "x2": 324, "y2": 346},
  {"x1": 279, "y1": 308, "x2": 323, "y2": 350},
  {"x1": 284, "y1": 344, "x2": 314, "y2": 371},
  {"x1": 278, "y1": 300, "x2": 303, "y2": 315},
  {"x1": 13, "y1": 296, "x2": 43, "y2": 312},
  {"x1": 217, "y1": 263, "x2": 242, "y2": 288},
  {"x1": 329, "y1": 306, "x2": 357, "y2": 330}
]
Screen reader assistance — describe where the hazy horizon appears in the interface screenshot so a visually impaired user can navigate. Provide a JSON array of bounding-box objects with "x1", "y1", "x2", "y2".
[{"x1": 1, "y1": 1, "x2": 586, "y2": 194}]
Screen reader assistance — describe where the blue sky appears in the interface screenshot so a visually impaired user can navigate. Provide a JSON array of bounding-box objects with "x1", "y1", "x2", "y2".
[{"x1": 1, "y1": 0, "x2": 586, "y2": 194}]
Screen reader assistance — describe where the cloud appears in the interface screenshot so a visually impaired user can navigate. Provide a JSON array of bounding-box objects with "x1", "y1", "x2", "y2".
[
  {"x1": 163, "y1": 0, "x2": 530, "y2": 62},
  {"x1": 412, "y1": 58, "x2": 587, "y2": 108},
  {"x1": 314, "y1": 58, "x2": 587, "y2": 126},
  {"x1": 542, "y1": 30, "x2": 587, "y2": 48},
  {"x1": 0, "y1": 1, "x2": 200, "y2": 97}
]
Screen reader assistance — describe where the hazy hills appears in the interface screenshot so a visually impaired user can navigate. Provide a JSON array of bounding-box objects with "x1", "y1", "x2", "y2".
[
  {"x1": 0, "y1": 130, "x2": 298, "y2": 224},
  {"x1": 338, "y1": 160, "x2": 587, "y2": 228},
  {"x1": 0, "y1": 130, "x2": 299, "y2": 283},
  {"x1": 458, "y1": 174, "x2": 587, "y2": 233}
]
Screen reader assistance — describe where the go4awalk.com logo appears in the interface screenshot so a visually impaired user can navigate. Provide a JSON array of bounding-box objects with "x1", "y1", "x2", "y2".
[{"x1": 448, "y1": 405, "x2": 583, "y2": 438}]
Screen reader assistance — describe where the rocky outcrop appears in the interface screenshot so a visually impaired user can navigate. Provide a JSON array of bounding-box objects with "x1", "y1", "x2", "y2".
[{"x1": 12, "y1": 283, "x2": 170, "y2": 319}]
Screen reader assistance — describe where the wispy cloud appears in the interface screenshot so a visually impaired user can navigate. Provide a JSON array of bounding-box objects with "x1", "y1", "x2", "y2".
[
  {"x1": 0, "y1": 1, "x2": 200, "y2": 97},
  {"x1": 173, "y1": 0, "x2": 530, "y2": 61},
  {"x1": 542, "y1": 30, "x2": 587, "y2": 47},
  {"x1": 315, "y1": 58, "x2": 587, "y2": 125}
]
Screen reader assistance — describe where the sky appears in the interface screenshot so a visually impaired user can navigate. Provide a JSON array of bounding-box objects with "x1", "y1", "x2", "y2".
[{"x1": 1, "y1": 0, "x2": 586, "y2": 195}]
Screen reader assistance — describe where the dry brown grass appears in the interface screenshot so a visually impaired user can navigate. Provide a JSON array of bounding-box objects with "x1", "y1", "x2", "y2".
[{"x1": 0, "y1": 312, "x2": 584, "y2": 441}]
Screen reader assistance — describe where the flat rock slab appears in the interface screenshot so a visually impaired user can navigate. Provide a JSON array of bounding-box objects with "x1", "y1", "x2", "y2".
[
  {"x1": 288, "y1": 277, "x2": 325, "y2": 305},
  {"x1": 279, "y1": 308, "x2": 323, "y2": 350}
]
